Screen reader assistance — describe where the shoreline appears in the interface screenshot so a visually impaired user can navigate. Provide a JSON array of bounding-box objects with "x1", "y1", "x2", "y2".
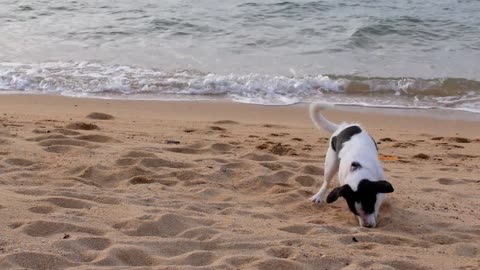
[
  {"x1": 2, "y1": 90, "x2": 480, "y2": 117},
  {"x1": 1, "y1": 94, "x2": 479, "y2": 136}
]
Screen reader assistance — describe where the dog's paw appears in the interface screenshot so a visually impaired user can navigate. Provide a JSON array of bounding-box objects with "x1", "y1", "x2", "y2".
[{"x1": 309, "y1": 194, "x2": 325, "y2": 204}]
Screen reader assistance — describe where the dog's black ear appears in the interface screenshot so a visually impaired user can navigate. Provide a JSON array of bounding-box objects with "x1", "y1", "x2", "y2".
[
  {"x1": 373, "y1": 180, "x2": 394, "y2": 193},
  {"x1": 326, "y1": 185, "x2": 349, "y2": 203}
]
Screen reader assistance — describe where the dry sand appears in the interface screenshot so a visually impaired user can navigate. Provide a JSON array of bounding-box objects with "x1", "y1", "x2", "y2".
[{"x1": 0, "y1": 95, "x2": 479, "y2": 270}]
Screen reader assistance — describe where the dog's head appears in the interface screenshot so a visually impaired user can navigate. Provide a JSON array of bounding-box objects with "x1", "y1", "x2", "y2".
[{"x1": 326, "y1": 179, "x2": 394, "y2": 228}]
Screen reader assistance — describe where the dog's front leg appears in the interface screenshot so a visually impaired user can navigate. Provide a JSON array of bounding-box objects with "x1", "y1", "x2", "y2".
[{"x1": 310, "y1": 148, "x2": 339, "y2": 203}]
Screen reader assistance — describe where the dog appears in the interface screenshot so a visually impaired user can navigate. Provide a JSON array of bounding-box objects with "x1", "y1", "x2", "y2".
[{"x1": 309, "y1": 103, "x2": 394, "y2": 228}]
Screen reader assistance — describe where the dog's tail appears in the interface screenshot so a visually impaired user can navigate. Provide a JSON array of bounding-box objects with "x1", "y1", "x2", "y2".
[{"x1": 309, "y1": 103, "x2": 338, "y2": 134}]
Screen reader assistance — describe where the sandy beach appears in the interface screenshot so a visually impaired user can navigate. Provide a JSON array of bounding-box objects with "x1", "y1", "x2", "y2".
[{"x1": 0, "y1": 95, "x2": 478, "y2": 270}]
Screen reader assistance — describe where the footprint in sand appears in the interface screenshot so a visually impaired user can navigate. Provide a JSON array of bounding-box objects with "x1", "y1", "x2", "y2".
[
  {"x1": 423, "y1": 234, "x2": 460, "y2": 245},
  {"x1": 169, "y1": 170, "x2": 202, "y2": 181},
  {"x1": 32, "y1": 128, "x2": 81, "y2": 136},
  {"x1": 221, "y1": 162, "x2": 250, "y2": 171},
  {"x1": 56, "y1": 191, "x2": 121, "y2": 205},
  {"x1": 28, "y1": 205, "x2": 55, "y2": 214},
  {"x1": 127, "y1": 176, "x2": 155, "y2": 185},
  {"x1": 177, "y1": 227, "x2": 220, "y2": 241},
  {"x1": 209, "y1": 126, "x2": 227, "y2": 132},
  {"x1": 255, "y1": 170, "x2": 295, "y2": 188},
  {"x1": 269, "y1": 132, "x2": 290, "y2": 137},
  {"x1": 437, "y1": 178, "x2": 463, "y2": 185},
  {"x1": 53, "y1": 236, "x2": 112, "y2": 263},
  {"x1": 51, "y1": 128, "x2": 82, "y2": 135},
  {"x1": 413, "y1": 153, "x2": 430, "y2": 160},
  {"x1": 257, "y1": 142, "x2": 296, "y2": 156},
  {"x1": 183, "y1": 128, "x2": 196, "y2": 133},
  {"x1": 435, "y1": 142, "x2": 465, "y2": 149},
  {"x1": 27, "y1": 134, "x2": 69, "y2": 142},
  {"x1": 33, "y1": 134, "x2": 98, "y2": 154},
  {"x1": 123, "y1": 150, "x2": 157, "y2": 158},
  {"x1": 380, "y1": 260, "x2": 430, "y2": 270},
  {"x1": 116, "y1": 151, "x2": 157, "y2": 166},
  {"x1": 94, "y1": 245, "x2": 156, "y2": 266},
  {"x1": 164, "y1": 147, "x2": 208, "y2": 155},
  {"x1": 0, "y1": 138, "x2": 12, "y2": 145},
  {"x1": 86, "y1": 112, "x2": 114, "y2": 120},
  {"x1": 210, "y1": 143, "x2": 234, "y2": 152},
  {"x1": 421, "y1": 187, "x2": 445, "y2": 193},
  {"x1": 243, "y1": 153, "x2": 278, "y2": 161},
  {"x1": 113, "y1": 213, "x2": 214, "y2": 237},
  {"x1": 250, "y1": 258, "x2": 304, "y2": 270},
  {"x1": 278, "y1": 224, "x2": 315, "y2": 235},
  {"x1": 265, "y1": 247, "x2": 294, "y2": 259},
  {"x1": 76, "y1": 165, "x2": 154, "y2": 187},
  {"x1": 438, "y1": 167, "x2": 459, "y2": 172},
  {"x1": 450, "y1": 243, "x2": 478, "y2": 258},
  {"x1": 168, "y1": 250, "x2": 217, "y2": 267},
  {"x1": 392, "y1": 142, "x2": 417, "y2": 148},
  {"x1": 60, "y1": 236, "x2": 112, "y2": 251},
  {"x1": 43, "y1": 197, "x2": 94, "y2": 209},
  {"x1": 339, "y1": 234, "x2": 427, "y2": 248},
  {"x1": 0, "y1": 252, "x2": 78, "y2": 269},
  {"x1": 75, "y1": 134, "x2": 121, "y2": 143},
  {"x1": 301, "y1": 165, "x2": 323, "y2": 175},
  {"x1": 213, "y1": 120, "x2": 239, "y2": 125},
  {"x1": 127, "y1": 176, "x2": 177, "y2": 186},
  {"x1": 259, "y1": 162, "x2": 283, "y2": 171},
  {"x1": 447, "y1": 137, "x2": 472, "y2": 143},
  {"x1": 140, "y1": 158, "x2": 194, "y2": 169},
  {"x1": 223, "y1": 255, "x2": 260, "y2": 268},
  {"x1": 18, "y1": 220, "x2": 103, "y2": 237},
  {"x1": 294, "y1": 175, "x2": 316, "y2": 187},
  {"x1": 262, "y1": 124, "x2": 285, "y2": 128},
  {"x1": 66, "y1": 122, "x2": 100, "y2": 130},
  {"x1": 4, "y1": 158, "x2": 34, "y2": 167},
  {"x1": 38, "y1": 139, "x2": 93, "y2": 148}
]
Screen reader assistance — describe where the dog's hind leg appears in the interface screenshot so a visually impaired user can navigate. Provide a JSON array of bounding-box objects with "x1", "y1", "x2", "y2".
[{"x1": 310, "y1": 147, "x2": 339, "y2": 203}]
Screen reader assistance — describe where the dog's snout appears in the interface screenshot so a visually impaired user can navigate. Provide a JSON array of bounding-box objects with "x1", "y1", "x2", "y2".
[
  {"x1": 363, "y1": 223, "x2": 374, "y2": 228},
  {"x1": 357, "y1": 214, "x2": 377, "y2": 228}
]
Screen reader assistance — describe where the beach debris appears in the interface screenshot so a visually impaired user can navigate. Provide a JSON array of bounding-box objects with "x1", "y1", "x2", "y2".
[
  {"x1": 352, "y1": 237, "x2": 359, "y2": 243},
  {"x1": 165, "y1": 140, "x2": 180, "y2": 145}
]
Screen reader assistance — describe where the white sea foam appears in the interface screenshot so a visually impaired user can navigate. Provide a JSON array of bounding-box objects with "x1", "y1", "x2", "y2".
[{"x1": 1, "y1": 61, "x2": 479, "y2": 113}]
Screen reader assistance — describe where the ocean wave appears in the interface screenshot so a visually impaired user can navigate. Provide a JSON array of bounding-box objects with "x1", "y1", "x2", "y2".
[
  {"x1": 0, "y1": 61, "x2": 479, "y2": 112},
  {"x1": 348, "y1": 16, "x2": 479, "y2": 50}
]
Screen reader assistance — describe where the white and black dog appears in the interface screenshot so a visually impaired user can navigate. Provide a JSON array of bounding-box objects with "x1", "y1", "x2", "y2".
[{"x1": 309, "y1": 103, "x2": 394, "y2": 228}]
